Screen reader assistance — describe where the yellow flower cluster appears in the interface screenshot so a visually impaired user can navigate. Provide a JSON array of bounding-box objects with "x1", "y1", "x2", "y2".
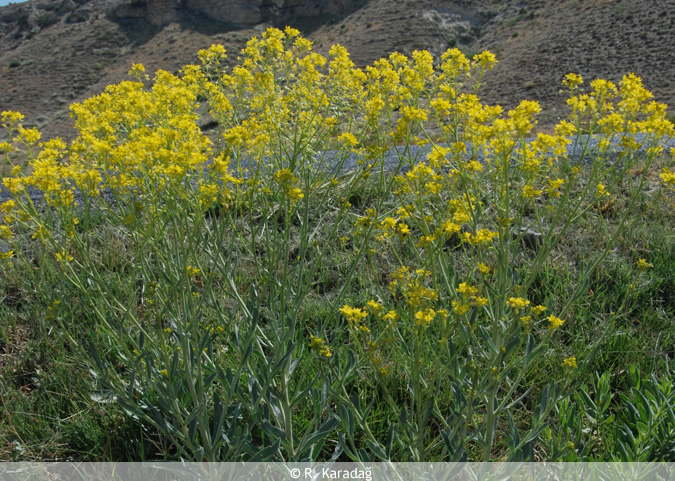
[
  {"x1": 507, "y1": 297, "x2": 530, "y2": 312},
  {"x1": 636, "y1": 258, "x2": 653, "y2": 271},
  {"x1": 309, "y1": 335, "x2": 332, "y2": 358},
  {"x1": 461, "y1": 228, "x2": 499, "y2": 247},
  {"x1": 452, "y1": 282, "x2": 487, "y2": 316},
  {"x1": 563, "y1": 356, "x2": 577, "y2": 369},
  {"x1": 376, "y1": 216, "x2": 410, "y2": 242},
  {"x1": 0, "y1": 29, "x2": 671, "y2": 386},
  {"x1": 660, "y1": 168, "x2": 675, "y2": 189},
  {"x1": 339, "y1": 305, "x2": 369, "y2": 333},
  {"x1": 548, "y1": 315, "x2": 565, "y2": 330},
  {"x1": 273, "y1": 168, "x2": 304, "y2": 202},
  {"x1": 388, "y1": 267, "x2": 439, "y2": 310},
  {"x1": 415, "y1": 308, "x2": 436, "y2": 327},
  {"x1": 508, "y1": 303, "x2": 548, "y2": 329}
]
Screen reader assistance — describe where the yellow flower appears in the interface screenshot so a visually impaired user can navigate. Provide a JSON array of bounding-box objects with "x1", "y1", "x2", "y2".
[
  {"x1": 337, "y1": 132, "x2": 359, "y2": 147},
  {"x1": 3, "y1": 176, "x2": 25, "y2": 195},
  {"x1": 198, "y1": 183, "x2": 219, "y2": 206},
  {"x1": 531, "y1": 305, "x2": 547, "y2": 315},
  {"x1": 400, "y1": 105, "x2": 428, "y2": 123},
  {"x1": 0, "y1": 141, "x2": 14, "y2": 154},
  {"x1": 473, "y1": 50, "x2": 497, "y2": 70},
  {"x1": 45, "y1": 299, "x2": 61, "y2": 320},
  {"x1": 507, "y1": 297, "x2": 530, "y2": 312},
  {"x1": 288, "y1": 187, "x2": 304, "y2": 201},
  {"x1": 273, "y1": 168, "x2": 296, "y2": 185},
  {"x1": 456, "y1": 282, "x2": 478, "y2": 297},
  {"x1": 442, "y1": 219, "x2": 461, "y2": 235},
  {"x1": 523, "y1": 184, "x2": 543, "y2": 200},
  {"x1": 562, "y1": 73, "x2": 583, "y2": 90},
  {"x1": 397, "y1": 223, "x2": 411, "y2": 238},
  {"x1": 414, "y1": 308, "x2": 436, "y2": 327},
  {"x1": 382, "y1": 310, "x2": 399, "y2": 325},
  {"x1": 339, "y1": 305, "x2": 368, "y2": 324},
  {"x1": 548, "y1": 314, "x2": 565, "y2": 330},
  {"x1": 366, "y1": 300, "x2": 384, "y2": 314},
  {"x1": 416, "y1": 234, "x2": 435, "y2": 248},
  {"x1": 309, "y1": 335, "x2": 332, "y2": 358},
  {"x1": 596, "y1": 182, "x2": 609, "y2": 197},
  {"x1": 636, "y1": 258, "x2": 653, "y2": 271},
  {"x1": 0, "y1": 199, "x2": 16, "y2": 213},
  {"x1": 380, "y1": 217, "x2": 397, "y2": 232},
  {"x1": 0, "y1": 250, "x2": 14, "y2": 260},
  {"x1": 1, "y1": 110, "x2": 25, "y2": 126},
  {"x1": 55, "y1": 250, "x2": 73, "y2": 263},
  {"x1": 425, "y1": 181, "x2": 442, "y2": 194},
  {"x1": 546, "y1": 178, "x2": 565, "y2": 197},
  {"x1": 472, "y1": 296, "x2": 488, "y2": 307},
  {"x1": 404, "y1": 284, "x2": 438, "y2": 308},
  {"x1": 464, "y1": 160, "x2": 483, "y2": 173},
  {"x1": 470, "y1": 229, "x2": 498, "y2": 246},
  {"x1": 659, "y1": 168, "x2": 675, "y2": 187},
  {"x1": 452, "y1": 301, "x2": 470, "y2": 316},
  {"x1": 129, "y1": 63, "x2": 145, "y2": 74},
  {"x1": 563, "y1": 357, "x2": 577, "y2": 369},
  {"x1": 478, "y1": 263, "x2": 491, "y2": 275},
  {"x1": 0, "y1": 225, "x2": 12, "y2": 240}
]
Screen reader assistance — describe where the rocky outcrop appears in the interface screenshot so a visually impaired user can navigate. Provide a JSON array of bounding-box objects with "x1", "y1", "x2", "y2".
[
  {"x1": 112, "y1": 0, "x2": 360, "y2": 27},
  {"x1": 269, "y1": 0, "x2": 357, "y2": 17},
  {"x1": 113, "y1": 0, "x2": 179, "y2": 25},
  {"x1": 185, "y1": 0, "x2": 263, "y2": 25}
]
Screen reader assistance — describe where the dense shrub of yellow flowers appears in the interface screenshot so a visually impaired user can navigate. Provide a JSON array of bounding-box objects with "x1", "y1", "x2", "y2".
[{"x1": 0, "y1": 26, "x2": 673, "y2": 461}]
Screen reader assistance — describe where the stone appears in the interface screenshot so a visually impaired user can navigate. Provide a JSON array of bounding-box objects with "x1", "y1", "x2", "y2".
[{"x1": 514, "y1": 227, "x2": 544, "y2": 251}]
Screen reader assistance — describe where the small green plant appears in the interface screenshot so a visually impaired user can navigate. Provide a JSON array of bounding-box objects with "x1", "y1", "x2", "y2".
[
  {"x1": 507, "y1": 14, "x2": 525, "y2": 27},
  {"x1": 16, "y1": 12, "x2": 29, "y2": 26},
  {"x1": 545, "y1": 366, "x2": 675, "y2": 461},
  {"x1": 9, "y1": 60, "x2": 20, "y2": 68},
  {"x1": 35, "y1": 13, "x2": 57, "y2": 29}
]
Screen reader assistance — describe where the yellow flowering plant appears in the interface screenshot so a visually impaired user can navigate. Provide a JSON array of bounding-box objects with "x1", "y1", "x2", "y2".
[
  {"x1": 0, "y1": 27, "x2": 672, "y2": 462},
  {"x1": 332, "y1": 48, "x2": 672, "y2": 461}
]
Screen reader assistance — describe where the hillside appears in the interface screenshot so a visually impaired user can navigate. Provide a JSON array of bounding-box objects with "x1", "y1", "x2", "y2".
[{"x1": 1, "y1": 0, "x2": 673, "y2": 142}]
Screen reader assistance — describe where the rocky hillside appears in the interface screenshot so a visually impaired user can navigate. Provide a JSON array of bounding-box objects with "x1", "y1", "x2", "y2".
[{"x1": 1, "y1": 0, "x2": 673, "y2": 142}]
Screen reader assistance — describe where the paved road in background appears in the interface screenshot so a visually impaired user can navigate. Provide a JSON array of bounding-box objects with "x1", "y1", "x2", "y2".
[{"x1": 1, "y1": 134, "x2": 673, "y2": 208}]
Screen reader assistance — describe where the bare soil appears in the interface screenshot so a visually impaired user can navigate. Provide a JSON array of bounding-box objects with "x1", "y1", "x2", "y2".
[{"x1": 1, "y1": 0, "x2": 673, "y2": 142}]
